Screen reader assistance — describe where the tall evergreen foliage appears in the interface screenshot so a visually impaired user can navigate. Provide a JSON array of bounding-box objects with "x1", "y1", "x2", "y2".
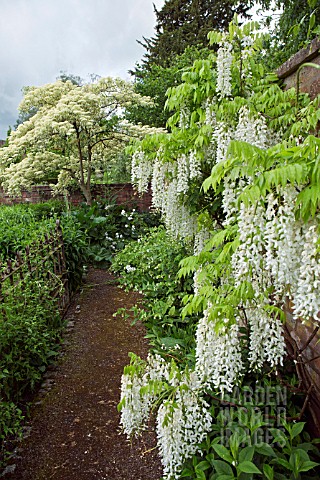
[
  {"x1": 139, "y1": 0, "x2": 253, "y2": 67},
  {"x1": 127, "y1": 46, "x2": 211, "y2": 128}
]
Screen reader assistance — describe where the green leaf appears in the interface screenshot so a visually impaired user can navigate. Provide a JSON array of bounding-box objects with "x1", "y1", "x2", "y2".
[
  {"x1": 159, "y1": 336, "x2": 185, "y2": 348},
  {"x1": 196, "y1": 470, "x2": 206, "y2": 480},
  {"x1": 299, "y1": 460, "x2": 320, "y2": 472},
  {"x1": 296, "y1": 185, "x2": 320, "y2": 220},
  {"x1": 180, "y1": 468, "x2": 194, "y2": 477},
  {"x1": 212, "y1": 444, "x2": 234, "y2": 463},
  {"x1": 195, "y1": 461, "x2": 211, "y2": 472},
  {"x1": 212, "y1": 460, "x2": 233, "y2": 475},
  {"x1": 263, "y1": 163, "x2": 308, "y2": 190},
  {"x1": 289, "y1": 422, "x2": 305, "y2": 440},
  {"x1": 237, "y1": 185, "x2": 261, "y2": 207},
  {"x1": 239, "y1": 446, "x2": 254, "y2": 463},
  {"x1": 254, "y1": 443, "x2": 276, "y2": 457},
  {"x1": 237, "y1": 461, "x2": 262, "y2": 474},
  {"x1": 270, "y1": 428, "x2": 287, "y2": 447},
  {"x1": 263, "y1": 464, "x2": 274, "y2": 480},
  {"x1": 211, "y1": 476, "x2": 235, "y2": 480},
  {"x1": 274, "y1": 458, "x2": 292, "y2": 470}
]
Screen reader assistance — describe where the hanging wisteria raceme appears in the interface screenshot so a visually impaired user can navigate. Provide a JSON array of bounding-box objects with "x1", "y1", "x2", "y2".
[
  {"x1": 120, "y1": 366, "x2": 153, "y2": 437},
  {"x1": 231, "y1": 202, "x2": 267, "y2": 289},
  {"x1": 160, "y1": 176, "x2": 198, "y2": 240},
  {"x1": 189, "y1": 150, "x2": 202, "y2": 180},
  {"x1": 151, "y1": 156, "x2": 167, "y2": 210},
  {"x1": 131, "y1": 149, "x2": 153, "y2": 193},
  {"x1": 221, "y1": 178, "x2": 248, "y2": 226},
  {"x1": 234, "y1": 106, "x2": 272, "y2": 149},
  {"x1": 240, "y1": 35, "x2": 255, "y2": 82},
  {"x1": 179, "y1": 106, "x2": 190, "y2": 129},
  {"x1": 120, "y1": 354, "x2": 172, "y2": 438},
  {"x1": 195, "y1": 308, "x2": 243, "y2": 392},
  {"x1": 264, "y1": 187, "x2": 302, "y2": 299},
  {"x1": 177, "y1": 155, "x2": 189, "y2": 194},
  {"x1": 293, "y1": 223, "x2": 320, "y2": 322},
  {"x1": 156, "y1": 371, "x2": 211, "y2": 480},
  {"x1": 247, "y1": 303, "x2": 286, "y2": 370},
  {"x1": 204, "y1": 99, "x2": 216, "y2": 127},
  {"x1": 216, "y1": 41, "x2": 233, "y2": 97},
  {"x1": 213, "y1": 122, "x2": 234, "y2": 164}
]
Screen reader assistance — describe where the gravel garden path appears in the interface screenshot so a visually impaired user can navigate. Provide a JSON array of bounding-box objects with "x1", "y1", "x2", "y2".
[{"x1": 2, "y1": 268, "x2": 162, "y2": 480}]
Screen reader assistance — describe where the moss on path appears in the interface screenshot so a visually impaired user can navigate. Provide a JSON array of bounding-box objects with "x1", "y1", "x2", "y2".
[{"x1": 3, "y1": 268, "x2": 162, "y2": 480}]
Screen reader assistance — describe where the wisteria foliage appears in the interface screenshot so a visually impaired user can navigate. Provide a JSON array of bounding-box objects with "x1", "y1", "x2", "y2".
[{"x1": 122, "y1": 18, "x2": 320, "y2": 479}]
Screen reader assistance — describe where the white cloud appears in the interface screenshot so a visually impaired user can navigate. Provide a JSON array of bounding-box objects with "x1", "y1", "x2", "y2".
[{"x1": 0, "y1": 0, "x2": 164, "y2": 138}]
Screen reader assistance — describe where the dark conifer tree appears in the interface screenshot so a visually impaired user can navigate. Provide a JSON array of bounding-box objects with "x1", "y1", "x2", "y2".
[{"x1": 139, "y1": 0, "x2": 253, "y2": 67}]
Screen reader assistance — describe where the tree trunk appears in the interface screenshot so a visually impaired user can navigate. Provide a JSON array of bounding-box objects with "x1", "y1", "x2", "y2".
[{"x1": 79, "y1": 181, "x2": 92, "y2": 205}]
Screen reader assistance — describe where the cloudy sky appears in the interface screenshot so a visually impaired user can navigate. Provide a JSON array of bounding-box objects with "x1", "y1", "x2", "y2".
[{"x1": 0, "y1": 0, "x2": 165, "y2": 139}]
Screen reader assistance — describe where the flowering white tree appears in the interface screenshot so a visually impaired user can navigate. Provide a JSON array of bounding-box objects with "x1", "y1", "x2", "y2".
[{"x1": 0, "y1": 78, "x2": 160, "y2": 204}]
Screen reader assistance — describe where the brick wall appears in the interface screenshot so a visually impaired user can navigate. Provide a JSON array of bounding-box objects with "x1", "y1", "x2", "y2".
[
  {"x1": 277, "y1": 37, "x2": 320, "y2": 100},
  {"x1": 0, "y1": 183, "x2": 152, "y2": 212},
  {"x1": 277, "y1": 39, "x2": 320, "y2": 436}
]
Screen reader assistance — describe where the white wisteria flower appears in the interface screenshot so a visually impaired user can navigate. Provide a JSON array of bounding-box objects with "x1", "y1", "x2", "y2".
[
  {"x1": 156, "y1": 371, "x2": 211, "y2": 479},
  {"x1": 216, "y1": 41, "x2": 233, "y2": 97},
  {"x1": 195, "y1": 308, "x2": 244, "y2": 393}
]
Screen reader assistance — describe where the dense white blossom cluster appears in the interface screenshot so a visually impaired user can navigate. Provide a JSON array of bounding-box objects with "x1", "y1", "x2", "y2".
[
  {"x1": 131, "y1": 149, "x2": 153, "y2": 193},
  {"x1": 120, "y1": 354, "x2": 171, "y2": 437},
  {"x1": 120, "y1": 368, "x2": 152, "y2": 437},
  {"x1": 235, "y1": 106, "x2": 272, "y2": 149},
  {"x1": 195, "y1": 308, "x2": 243, "y2": 392},
  {"x1": 213, "y1": 122, "x2": 233, "y2": 164},
  {"x1": 156, "y1": 372, "x2": 211, "y2": 479},
  {"x1": 151, "y1": 156, "x2": 167, "y2": 209},
  {"x1": 204, "y1": 99, "x2": 216, "y2": 127},
  {"x1": 247, "y1": 303, "x2": 286, "y2": 370},
  {"x1": 120, "y1": 356, "x2": 211, "y2": 479},
  {"x1": 177, "y1": 155, "x2": 189, "y2": 194},
  {"x1": 0, "y1": 77, "x2": 159, "y2": 200},
  {"x1": 264, "y1": 188, "x2": 301, "y2": 297},
  {"x1": 222, "y1": 179, "x2": 247, "y2": 226},
  {"x1": 229, "y1": 184, "x2": 320, "y2": 367},
  {"x1": 293, "y1": 223, "x2": 320, "y2": 322},
  {"x1": 231, "y1": 202, "x2": 266, "y2": 287},
  {"x1": 189, "y1": 150, "x2": 202, "y2": 180},
  {"x1": 133, "y1": 152, "x2": 198, "y2": 239},
  {"x1": 216, "y1": 42, "x2": 233, "y2": 97}
]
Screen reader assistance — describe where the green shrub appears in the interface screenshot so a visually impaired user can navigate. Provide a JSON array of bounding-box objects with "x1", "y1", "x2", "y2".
[
  {"x1": 0, "y1": 275, "x2": 64, "y2": 457},
  {"x1": 0, "y1": 204, "x2": 56, "y2": 260},
  {"x1": 69, "y1": 199, "x2": 160, "y2": 266},
  {"x1": 23, "y1": 200, "x2": 66, "y2": 220},
  {"x1": 112, "y1": 227, "x2": 198, "y2": 364},
  {"x1": 60, "y1": 214, "x2": 89, "y2": 293}
]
